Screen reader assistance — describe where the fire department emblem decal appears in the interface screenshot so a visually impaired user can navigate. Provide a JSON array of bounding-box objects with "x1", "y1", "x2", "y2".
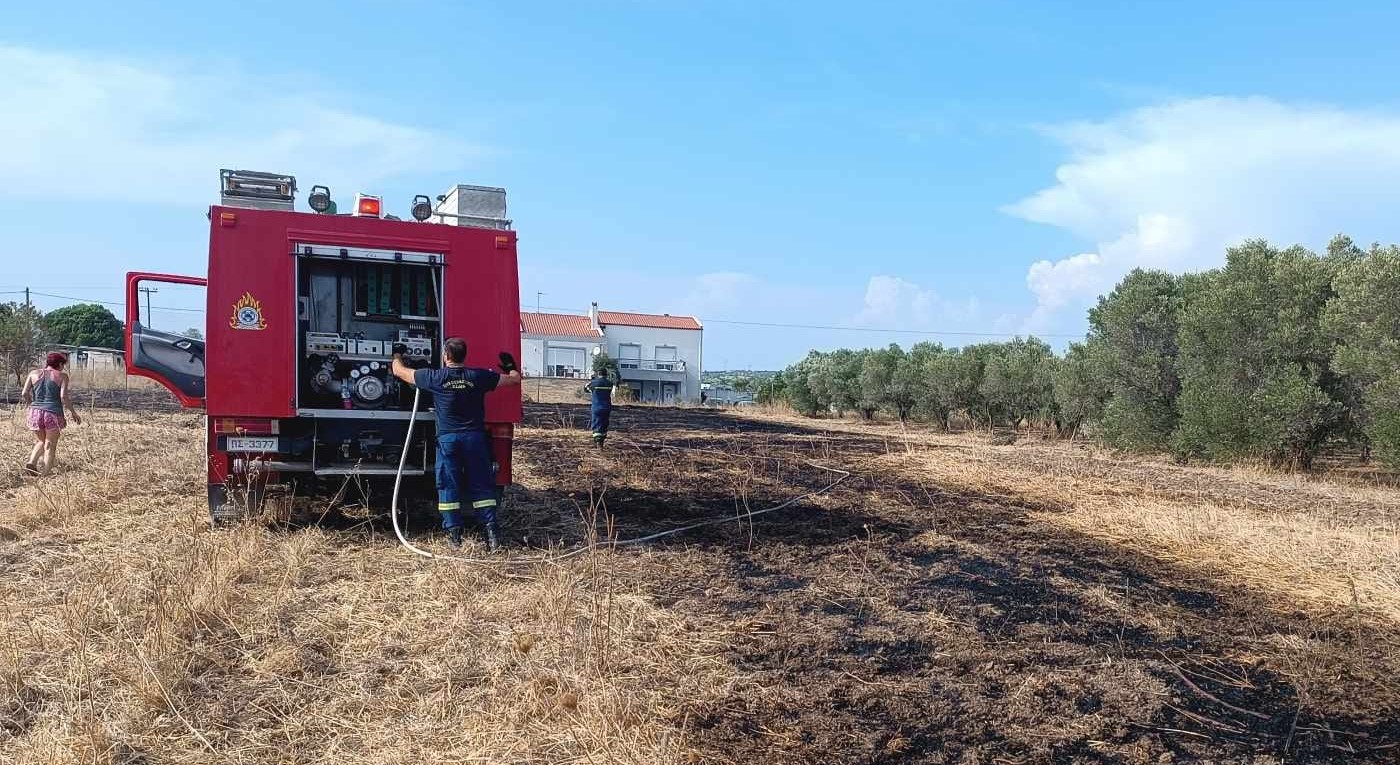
[{"x1": 229, "y1": 292, "x2": 267, "y2": 331}]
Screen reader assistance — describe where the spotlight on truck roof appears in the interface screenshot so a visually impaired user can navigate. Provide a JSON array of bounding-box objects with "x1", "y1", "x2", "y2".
[
  {"x1": 308, "y1": 185, "x2": 333, "y2": 214},
  {"x1": 411, "y1": 195, "x2": 433, "y2": 222}
]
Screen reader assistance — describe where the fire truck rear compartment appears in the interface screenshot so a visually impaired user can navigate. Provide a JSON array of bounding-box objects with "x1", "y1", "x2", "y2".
[
  {"x1": 297, "y1": 254, "x2": 442, "y2": 413},
  {"x1": 286, "y1": 249, "x2": 444, "y2": 477}
]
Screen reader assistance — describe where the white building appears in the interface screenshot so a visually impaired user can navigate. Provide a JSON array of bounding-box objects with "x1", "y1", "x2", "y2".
[
  {"x1": 50, "y1": 344, "x2": 124, "y2": 370},
  {"x1": 520, "y1": 312, "x2": 603, "y2": 379},
  {"x1": 595, "y1": 305, "x2": 702, "y2": 404},
  {"x1": 519, "y1": 303, "x2": 703, "y2": 404}
]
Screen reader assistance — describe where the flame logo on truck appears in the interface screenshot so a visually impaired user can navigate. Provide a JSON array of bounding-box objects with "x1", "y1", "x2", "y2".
[{"x1": 229, "y1": 292, "x2": 267, "y2": 331}]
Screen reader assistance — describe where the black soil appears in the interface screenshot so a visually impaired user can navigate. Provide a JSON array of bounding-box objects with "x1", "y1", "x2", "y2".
[{"x1": 514, "y1": 404, "x2": 1400, "y2": 764}]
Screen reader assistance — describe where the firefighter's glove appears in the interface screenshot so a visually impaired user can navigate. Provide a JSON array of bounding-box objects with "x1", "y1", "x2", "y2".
[
  {"x1": 498, "y1": 352, "x2": 518, "y2": 373},
  {"x1": 391, "y1": 343, "x2": 409, "y2": 358}
]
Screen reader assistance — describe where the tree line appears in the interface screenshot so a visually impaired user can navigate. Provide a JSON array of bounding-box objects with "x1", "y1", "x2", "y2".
[
  {"x1": 0, "y1": 302, "x2": 130, "y2": 382},
  {"x1": 760, "y1": 236, "x2": 1400, "y2": 469}
]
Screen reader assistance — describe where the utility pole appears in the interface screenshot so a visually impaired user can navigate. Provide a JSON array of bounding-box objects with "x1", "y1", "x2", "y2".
[
  {"x1": 533, "y1": 292, "x2": 546, "y2": 402},
  {"x1": 139, "y1": 287, "x2": 158, "y2": 325},
  {"x1": 23, "y1": 287, "x2": 29, "y2": 308}
]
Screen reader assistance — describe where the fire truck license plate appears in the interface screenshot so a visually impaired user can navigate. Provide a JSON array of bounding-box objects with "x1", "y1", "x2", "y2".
[{"x1": 226, "y1": 437, "x2": 279, "y2": 452}]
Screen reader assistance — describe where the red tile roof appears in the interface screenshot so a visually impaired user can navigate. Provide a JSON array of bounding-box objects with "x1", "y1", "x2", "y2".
[
  {"x1": 597, "y1": 311, "x2": 702, "y2": 330},
  {"x1": 520, "y1": 312, "x2": 601, "y2": 338}
]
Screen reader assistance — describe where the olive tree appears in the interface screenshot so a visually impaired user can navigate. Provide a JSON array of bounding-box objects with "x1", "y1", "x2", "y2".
[
  {"x1": 0, "y1": 303, "x2": 48, "y2": 384},
  {"x1": 1088, "y1": 269, "x2": 1185, "y2": 449},
  {"x1": 1053, "y1": 341, "x2": 1108, "y2": 438},
  {"x1": 1174, "y1": 241, "x2": 1345, "y2": 467},
  {"x1": 1325, "y1": 245, "x2": 1400, "y2": 465},
  {"x1": 981, "y1": 337, "x2": 1058, "y2": 429}
]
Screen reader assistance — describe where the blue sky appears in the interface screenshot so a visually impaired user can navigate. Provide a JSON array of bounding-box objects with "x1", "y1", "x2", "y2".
[{"x1": 6, "y1": 1, "x2": 1400, "y2": 368}]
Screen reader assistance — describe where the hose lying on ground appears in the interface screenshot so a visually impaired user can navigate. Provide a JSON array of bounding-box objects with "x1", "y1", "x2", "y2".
[{"x1": 389, "y1": 389, "x2": 852, "y2": 566}]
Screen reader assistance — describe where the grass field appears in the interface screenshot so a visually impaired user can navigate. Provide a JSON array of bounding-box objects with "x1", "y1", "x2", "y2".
[{"x1": 1, "y1": 397, "x2": 1397, "y2": 763}]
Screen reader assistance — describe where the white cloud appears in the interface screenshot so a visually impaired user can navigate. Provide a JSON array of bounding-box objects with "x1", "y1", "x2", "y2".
[
  {"x1": 521, "y1": 264, "x2": 822, "y2": 326},
  {"x1": 681, "y1": 271, "x2": 760, "y2": 315},
  {"x1": 1006, "y1": 96, "x2": 1400, "y2": 324},
  {"x1": 0, "y1": 45, "x2": 477, "y2": 205},
  {"x1": 1026, "y1": 252, "x2": 1102, "y2": 311},
  {"x1": 854, "y1": 275, "x2": 980, "y2": 328}
]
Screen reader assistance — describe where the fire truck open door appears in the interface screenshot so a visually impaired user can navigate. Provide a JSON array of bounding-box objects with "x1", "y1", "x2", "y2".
[{"x1": 125, "y1": 272, "x2": 207, "y2": 408}]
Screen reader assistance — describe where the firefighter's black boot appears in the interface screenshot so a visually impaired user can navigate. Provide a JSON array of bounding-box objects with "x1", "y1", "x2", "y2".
[
  {"x1": 484, "y1": 521, "x2": 501, "y2": 553},
  {"x1": 448, "y1": 526, "x2": 464, "y2": 549}
]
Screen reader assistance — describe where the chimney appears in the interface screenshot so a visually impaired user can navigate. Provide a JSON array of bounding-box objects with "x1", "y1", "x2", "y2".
[{"x1": 589, "y1": 302, "x2": 600, "y2": 332}]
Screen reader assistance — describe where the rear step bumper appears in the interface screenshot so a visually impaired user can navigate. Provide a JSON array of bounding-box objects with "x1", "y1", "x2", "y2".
[{"x1": 235, "y1": 459, "x2": 426, "y2": 476}]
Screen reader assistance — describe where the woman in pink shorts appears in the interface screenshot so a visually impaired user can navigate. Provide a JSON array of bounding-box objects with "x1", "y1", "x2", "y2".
[{"x1": 20, "y1": 352, "x2": 82, "y2": 475}]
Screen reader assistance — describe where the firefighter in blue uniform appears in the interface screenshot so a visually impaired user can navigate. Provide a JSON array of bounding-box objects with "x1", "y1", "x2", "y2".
[
  {"x1": 391, "y1": 337, "x2": 521, "y2": 551},
  {"x1": 585, "y1": 370, "x2": 614, "y2": 446}
]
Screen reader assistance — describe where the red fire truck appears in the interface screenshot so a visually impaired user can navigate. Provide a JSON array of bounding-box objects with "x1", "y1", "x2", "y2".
[{"x1": 126, "y1": 170, "x2": 522, "y2": 523}]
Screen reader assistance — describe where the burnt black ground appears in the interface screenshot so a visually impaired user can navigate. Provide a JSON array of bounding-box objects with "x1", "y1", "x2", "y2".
[
  {"x1": 1, "y1": 383, "x2": 181, "y2": 412},
  {"x1": 513, "y1": 403, "x2": 1400, "y2": 764}
]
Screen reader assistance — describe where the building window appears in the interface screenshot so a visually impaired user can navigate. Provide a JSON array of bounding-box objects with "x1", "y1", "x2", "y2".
[
  {"x1": 546, "y1": 346, "x2": 588, "y2": 378},
  {"x1": 654, "y1": 345, "x2": 678, "y2": 370},
  {"x1": 618, "y1": 343, "x2": 641, "y2": 369}
]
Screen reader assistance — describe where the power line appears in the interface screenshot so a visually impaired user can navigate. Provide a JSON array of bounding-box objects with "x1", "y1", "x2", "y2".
[
  {"x1": 701, "y1": 317, "x2": 1080, "y2": 339},
  {"x1": 520, "y1": 301, "x2": 1077, "y2": 339},
  {"x1": 28, "y1": 291, "x2": 205, "y2": 313},
  {"x1": 1, "y1": 283, "x2": 201, "y2": 292}
]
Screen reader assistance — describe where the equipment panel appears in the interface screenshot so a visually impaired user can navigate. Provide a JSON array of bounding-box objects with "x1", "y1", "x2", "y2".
[{"x1": 296, "y1": 250, "x2": 442, "y2": 412}]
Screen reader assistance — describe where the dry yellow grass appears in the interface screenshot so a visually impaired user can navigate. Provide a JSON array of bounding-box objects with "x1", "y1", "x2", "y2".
[
  {"x1": 869, "y1": 439, "x2": 1400, "y2": 625},
  {"x1": 1047, "y1": 495, "x2": 1400, "y2": 619},
  {"x1": 521, "y1": 377, "x2": 590, "y2": 405},
  {"x1": 0, "y1": 406, "x2": 730, "y2": 764},
  {"x1": 64, "y1": 367, "x2": 145, "y2": 391}
]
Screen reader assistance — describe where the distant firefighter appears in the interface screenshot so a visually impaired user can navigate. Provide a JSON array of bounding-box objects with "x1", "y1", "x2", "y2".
[{"x1": 586, "y1": 371, "x2": 614, "y2": 446}]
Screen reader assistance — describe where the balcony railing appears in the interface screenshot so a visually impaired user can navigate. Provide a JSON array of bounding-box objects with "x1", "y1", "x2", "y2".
[{"x1": 618, "y1": 359, "x2": 686, "y2": 372}]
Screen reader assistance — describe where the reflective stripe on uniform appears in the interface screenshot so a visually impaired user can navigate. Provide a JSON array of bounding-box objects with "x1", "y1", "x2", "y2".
[
  {"x1": 472, "y1": 499, "x2": 498, "y2": 509},
  {"x1": 438, "y1": 502, "x2": 461, "y2": 511}
]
